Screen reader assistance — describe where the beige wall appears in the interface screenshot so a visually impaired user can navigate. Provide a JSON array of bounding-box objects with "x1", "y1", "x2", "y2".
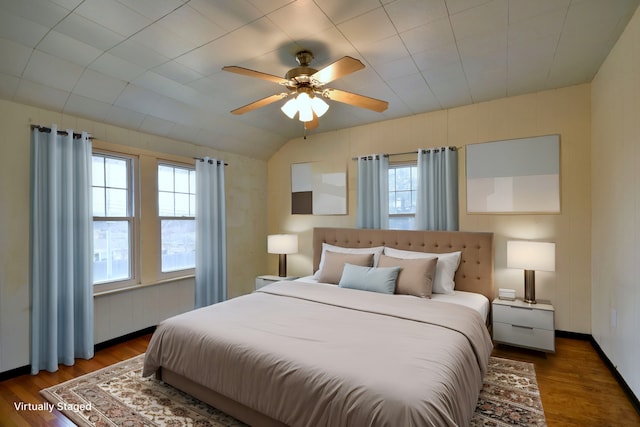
[
  {"x1": 591, "y1": 6, "x2": 640, "y2": 399},
  {"x1": 0, "y1": 99, "x2": 267, "y2": 372},
  {"x1": 268, "y1": 83, "x2": 592, "y2": 334}
]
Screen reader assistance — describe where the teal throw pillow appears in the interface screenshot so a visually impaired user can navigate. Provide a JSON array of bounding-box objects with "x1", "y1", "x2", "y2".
[{"x1": 338, "y1": 263, "x2": 401, "y2": 294}]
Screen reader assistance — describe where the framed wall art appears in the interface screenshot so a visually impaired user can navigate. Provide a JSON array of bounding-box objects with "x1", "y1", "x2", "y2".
[
  {"x1": 466, "y1": 134, "x2": 560, "y2": 213},
  {"x1": 291, "y1": 162, "x2": 347, "y2": 215}
]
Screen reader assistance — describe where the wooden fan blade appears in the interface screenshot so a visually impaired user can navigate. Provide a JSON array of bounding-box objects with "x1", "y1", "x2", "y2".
[
  {"x1": 311, "y1": 56, "x2": 364, "y2": 85},
  {"x1": 324, "y1": 88, "x2": 388, "y2": 112},
  {"x1": 222, "y1": 66, "x2": 288, "y2": 85},
  {"x1": 231, "y1": 93, "x2": 288, "y2": 115},
  {"x1": 304, "y1": 113, "x2": 319, "y2": 130}
]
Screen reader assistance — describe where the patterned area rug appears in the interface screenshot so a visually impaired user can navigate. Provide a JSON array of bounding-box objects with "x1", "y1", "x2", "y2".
[
  {"x1": 472, "y1": 357, "x2": 547, "y2": 426},
  {"x1": 41, "y1": 355, "x2": 546, "y2": 426}
]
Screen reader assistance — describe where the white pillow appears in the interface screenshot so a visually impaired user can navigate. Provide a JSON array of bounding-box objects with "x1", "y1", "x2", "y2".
[
  {"x1": 383, "y1": 247, "x2": 461, "y2": 294},
  {"x1": 314, "y1": 243, "x2": 384, "y2": 279}
]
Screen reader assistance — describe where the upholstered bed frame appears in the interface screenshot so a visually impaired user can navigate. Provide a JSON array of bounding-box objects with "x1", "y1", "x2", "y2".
[
  {"x1": 157, "y1": 227, "x2": 495, "y2": 427},
  {"x1": 313, "y1": 227, "x2": 495, "y2": 302}
]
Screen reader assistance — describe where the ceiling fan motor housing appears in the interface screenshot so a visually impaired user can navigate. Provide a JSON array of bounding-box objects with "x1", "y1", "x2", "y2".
[
  {"x1": 284, "y1": 50, "x2": 319, "y2": 87},
  {"x1": 295, "y1": 50, "x2": 314, "y2": 66},
  {"x1": 285, "y1": 67, "x2": 318, "y2": 84}
]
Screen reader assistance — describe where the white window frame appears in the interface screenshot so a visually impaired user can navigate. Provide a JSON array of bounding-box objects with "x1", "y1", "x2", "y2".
[
  {"x1": 91, "y1": 140, "x2": 198, "y2": 295},
  {"x1": 92, "y1": 151, "x2": 139, "y2": 292},
  {"x1": 388, "y1": 162, "x2": 418, "y2": 230},
  {"x1": 157, "y1": 161, "x2": 196, "y2": 278}
]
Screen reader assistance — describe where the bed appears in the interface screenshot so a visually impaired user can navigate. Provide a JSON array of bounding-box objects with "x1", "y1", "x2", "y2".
[{"x1": 143, "y1": 227, "x2": 495, "y2": 426}]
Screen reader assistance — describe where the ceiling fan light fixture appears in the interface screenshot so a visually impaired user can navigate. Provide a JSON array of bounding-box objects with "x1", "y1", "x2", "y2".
[
  {"x1": 296, "y1": 92, "x2": 311, "y2": 109},
  {"x1": 310, "y1": 95, "x2": 329, "y2": 117},
  {"x1": 295, "y1": 92, "x2": 314, "y2": 122},
  {"x1": 298, "y1": 105, "x2": 314, "y2": 122},
  {"x1": 281, "y1": 92, "x2": 329, "y2": 122},
  {"x1": 281, "y1": 97, "x2": 298, "y2": 119}
]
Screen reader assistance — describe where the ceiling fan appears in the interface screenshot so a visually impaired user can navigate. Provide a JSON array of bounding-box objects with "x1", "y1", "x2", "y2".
[{"x1": 222, "y1": 50, "x2": 389, "y2": 130}]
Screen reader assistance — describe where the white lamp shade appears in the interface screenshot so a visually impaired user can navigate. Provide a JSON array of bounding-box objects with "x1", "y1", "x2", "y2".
[
  {"x1": 296, "y1": 92, "x2": 311, "y2": 109},
  {"x1": 281, "y1": 97, "x2": 298, "y2": 119},
  {"x1": 507, "y1": 241, "x2": 555, "y2": 272},
  {"x1": 311, "y1": 96, "x2": 329, "y2": 117},
  {"x1": 296, "y1": 92, "x2": 313, "y2": 122},
  {"x1": 298, "y1": 106, "x2": 313, "y2": 122},
  {"x1": 281, "y1": 92, "x2": 330, "y2": 122},
  {"x1": 268, "y1": 234, "x2": 298, "y2": 254}
]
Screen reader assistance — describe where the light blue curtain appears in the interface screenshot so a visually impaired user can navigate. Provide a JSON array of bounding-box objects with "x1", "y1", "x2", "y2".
[
  {"x1": 30, "y1": 125, "x2": 94, "y2": 374},
  {"x1": 195, "y1": 158, "x2": 227, "y2": 308},
  {"x1": 415, "y1": 147, "x2": 459, "y2": 231},
  {"x1": 356, "y1": 155, "x2": 389, "y2": 229}
]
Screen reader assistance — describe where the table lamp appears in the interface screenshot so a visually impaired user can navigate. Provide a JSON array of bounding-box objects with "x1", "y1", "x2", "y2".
[
  {"x1": 268, "y1": 234, "x2": 298, "y2": 277},
  {"x1": 507, "y1": 241, "x2": 555, "y2": 304}
]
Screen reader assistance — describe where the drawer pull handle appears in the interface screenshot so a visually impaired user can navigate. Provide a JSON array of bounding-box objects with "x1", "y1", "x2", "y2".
[
  {"x1": 509, "y1": 306, "x2": 532, "y2": 311},
  {"x1": 512, "y1": 325, "x2": 534, "y2": 330}
]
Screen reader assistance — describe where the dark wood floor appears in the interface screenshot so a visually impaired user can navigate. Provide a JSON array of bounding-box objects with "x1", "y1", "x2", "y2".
[
  {"x1": 0, "y1": 335, "x2": 149, "y2": 427},
  {"x1": 1, "y1": 334, "x2": 638, "y2": 426},
  {"x1": 493, "y1": 338, "x2": 640, "y2": 427}
]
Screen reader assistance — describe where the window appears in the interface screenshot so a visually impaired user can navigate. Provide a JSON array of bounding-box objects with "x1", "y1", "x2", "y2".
[
  {"x1": 91, "y1": 142, "x2": 198, "y2": 293},
  {"x1": 158, "y1": 163, "x2": 196, "y2": 273},
  {"x1": 92, "y1": 154, "x2": 134, "y2": 285},
  {"x1": 388, "y1": 164, "x2": 418, "y2": 230}
]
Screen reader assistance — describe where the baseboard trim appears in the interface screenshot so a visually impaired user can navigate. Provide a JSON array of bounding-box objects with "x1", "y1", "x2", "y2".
[
  {"x1": 555, "y1": 329, "x2": 591, "y2": 340},
  {"x1": 0, "y1": 326, "x2": 156, "y2": 382},
  {"x1": 94, "y1": 326, "x2": 156, "y2": 352},
  {"x1": 588, "y1": 335, "x2": 640, "y2": 416},
  {"x1": 0, "y1": 364, "x2": 31, "y2": 382}
]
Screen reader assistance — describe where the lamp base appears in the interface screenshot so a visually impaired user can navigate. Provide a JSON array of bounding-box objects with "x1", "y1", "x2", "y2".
[
  {"x1": 278, "y1": 254, "x2": 287, "y2": 277},
  {"x1": 523, "y1": 269, "x2": 536, "y2": 304}
]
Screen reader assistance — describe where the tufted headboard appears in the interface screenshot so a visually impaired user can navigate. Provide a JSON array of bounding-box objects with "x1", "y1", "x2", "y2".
[{"x1": 313, "y1": 227, "x2": 495, "y2": 302}]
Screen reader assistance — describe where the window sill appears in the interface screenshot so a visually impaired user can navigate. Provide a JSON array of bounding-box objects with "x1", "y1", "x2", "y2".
[{"x1": 93, "y1": 274, "x2": 195, "y2": 297}]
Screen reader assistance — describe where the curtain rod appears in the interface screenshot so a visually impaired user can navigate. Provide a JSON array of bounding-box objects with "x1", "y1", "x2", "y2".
[
  {"x1": 30, "y1": 124, "x2": 94, "y2": 140},
  {"x1": 351, "y1": 146, "x2": 458, "y2": 160},
  {"x1": 193, "y1": 157, "x2": 229, "y2": 166}
]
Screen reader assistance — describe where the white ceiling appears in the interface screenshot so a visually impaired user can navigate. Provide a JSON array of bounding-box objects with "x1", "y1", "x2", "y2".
[{"x1": 0, "y1": 0, "x2": 638, "y2": 160}]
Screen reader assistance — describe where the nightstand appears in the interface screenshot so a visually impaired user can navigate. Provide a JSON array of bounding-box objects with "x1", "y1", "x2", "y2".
[
  {"x1": 492, "y1": 298, "x2": 555, "y2": 353},
  {"x1": 255, "y1": 275, "x2": 298, "y2": 290}
]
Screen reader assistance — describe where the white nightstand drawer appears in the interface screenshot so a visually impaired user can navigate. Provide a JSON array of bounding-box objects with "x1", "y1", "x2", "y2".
[
  {"x1": 493, "y1": 303, "x2": 554, "y2": 330},
  {"x1": 493, "y1": 322, "x2": 555, "y2": 352}
]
